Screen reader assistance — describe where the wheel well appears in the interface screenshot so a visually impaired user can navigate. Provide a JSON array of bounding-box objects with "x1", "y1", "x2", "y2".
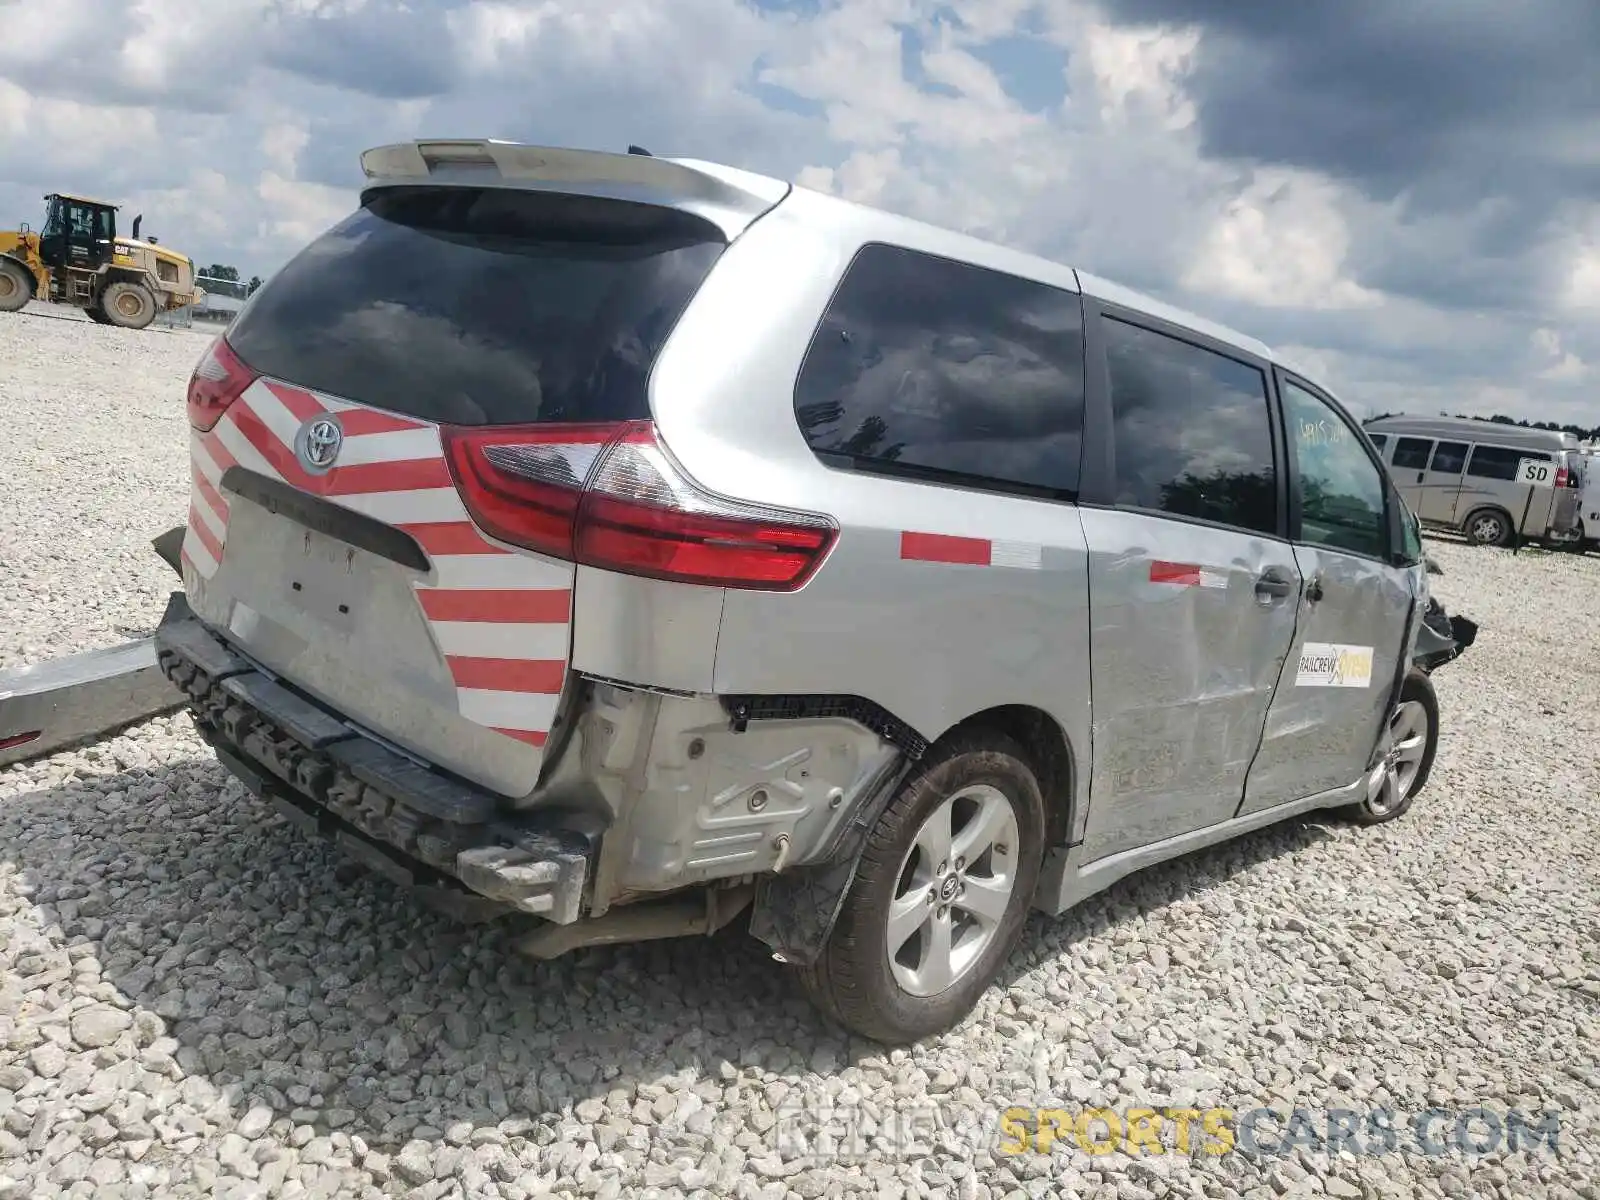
[
  {"x1": 939, "y1": 704, "x2": 1075, "y2": 847},
  {"x1": 100, "y1": 269, "x2": 153, "y2": 292}
]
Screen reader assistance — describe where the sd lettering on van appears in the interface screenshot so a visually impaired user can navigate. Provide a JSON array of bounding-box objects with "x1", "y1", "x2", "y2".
[{"x1": 1294, "y1": 642, "x2": 1374, "y2": 688}]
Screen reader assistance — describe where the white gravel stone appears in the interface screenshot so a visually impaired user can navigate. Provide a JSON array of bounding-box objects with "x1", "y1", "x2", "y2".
[
  {"x1": 3, "y1": 311, "x2": 1599, "y2": 1197},
  {"x1": 69, "y1": 1007, "x2": 131, "y2": 1050}
]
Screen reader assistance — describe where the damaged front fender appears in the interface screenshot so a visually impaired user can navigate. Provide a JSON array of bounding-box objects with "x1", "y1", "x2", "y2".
[{"x1": 1414, "y1": 596, "x2": 1477, "y2": 674}]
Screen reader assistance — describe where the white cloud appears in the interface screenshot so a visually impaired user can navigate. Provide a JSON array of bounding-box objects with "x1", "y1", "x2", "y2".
[
  {"x1": 1082, "y1": 21, "x2": 1200, "y2": 131},
  {"x1": 1565, "y1": 245, "x2": 1600, "y2": 310},
  {"x1": 1532, "y1": 327, "x2": 1589, "y2": 383},
  {"x1": 256, "y1": 172, "x2": 355, "y2": 249},
  {"x1": 261, "y1": 124, "x2": 312, "y2": 178},
  {"x1": 1184, "y1": 169, "x2": 1384, "y2": 311}
]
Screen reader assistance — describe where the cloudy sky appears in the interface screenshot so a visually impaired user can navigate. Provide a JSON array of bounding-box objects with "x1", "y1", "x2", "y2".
[{"x1": 4, "y1": 0, "x2": 1597, "y2": 424}]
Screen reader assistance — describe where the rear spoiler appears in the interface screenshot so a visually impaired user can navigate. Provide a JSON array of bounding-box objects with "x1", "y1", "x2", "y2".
[{"x1": 358, "y1": 140, "x2": 790, "y2": 240}]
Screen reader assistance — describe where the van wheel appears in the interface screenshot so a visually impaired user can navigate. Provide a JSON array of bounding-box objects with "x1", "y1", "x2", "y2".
[
  {"x1": 100, "y1": 281, "x2": 157, "y2": 330},
  {"x1": 0, "y1": 259, "x2": 30, "y2": 312},
  {"x1": 797, "y1": 731, "x2": 1045, "y2": 1044},
  {"x1": 1345, "y1": 671, "x2": 1438, "y2": 825},
  {"x1": 1464, "y1": 508, "x2": 1512, "y2": 547}
]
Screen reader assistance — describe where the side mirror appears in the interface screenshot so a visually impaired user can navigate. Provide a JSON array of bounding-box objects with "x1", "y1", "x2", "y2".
[{"x1": 1425, "y1": 556, "x2": 1444, "y2": 577}]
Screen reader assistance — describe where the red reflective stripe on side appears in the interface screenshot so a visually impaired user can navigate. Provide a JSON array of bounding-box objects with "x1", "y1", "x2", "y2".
[
  {"x1": 415, "y1": 589, "x2": 572, "y2": 623},
  {"x1": 200, "y1": 428, "x2": 238, "y2": 474},
  {"x1": 323, "y1": 457, "x2": 455, "y2": 495},
  {"x1": 400, "y1": 522, "x2": 510, "y2": 556},
  {"x1": 1150, "y1": 561, "x2": 1202, "y2": 586},
  {"x1": 229, "y1": 400, "x2": 310, "y2": 480},
  {"x1": 263, "y1": 380, "x2": 324, "y2": 422},
  {"x1": 445, "y1": 656, "x2": 565, "y2": 693},
  {"x1": 193, "y1": 466, "x2": 229, "y2": 518},
  {"x1": 493, "y1": 728, "x2": 549, "y2": 747},
  {"x1": 901, "y1": 531, "x2": 992, "y2": 565},
  {"x1": 336, "y1": 407, "x2": 427, "y2": 436},
  {"x1": 231, "y1": 401, "x2": 453, "y2": 495},
  {"x1": 188, "y1": 506, "x2": 224, "y2": 562}
]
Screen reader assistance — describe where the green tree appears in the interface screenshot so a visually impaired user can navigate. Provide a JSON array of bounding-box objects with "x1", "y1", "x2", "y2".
[
  {"x1": 200, "y1": 264, "x2": 240, "y2": 282},
  {"x1": 246, "y1": 275, "x2": 263, "y2": 296}
]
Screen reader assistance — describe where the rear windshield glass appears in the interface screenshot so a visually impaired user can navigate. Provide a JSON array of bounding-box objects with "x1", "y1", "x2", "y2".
[{"x1": 226, "y1": 187, "x2": 726, "y2": 426}]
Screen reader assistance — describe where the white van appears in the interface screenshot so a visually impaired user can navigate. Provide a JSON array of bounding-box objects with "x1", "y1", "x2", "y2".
[{"x1": 1363, "y1": 415, "x2": 1584, "y2": 547}]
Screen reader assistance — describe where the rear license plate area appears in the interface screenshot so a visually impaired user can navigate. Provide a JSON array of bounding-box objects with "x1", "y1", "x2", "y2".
[{"x1": 283, "y1": 527, "x2": 361, "y2": 633}]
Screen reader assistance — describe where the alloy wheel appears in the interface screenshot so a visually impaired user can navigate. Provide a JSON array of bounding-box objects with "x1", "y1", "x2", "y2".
[
  {"x1": 885, "y1": 784, "x2": 1019, "y2": 997},
  {"x1": 1366, "y1": 699, "x2": 1430, "y2": 816}
]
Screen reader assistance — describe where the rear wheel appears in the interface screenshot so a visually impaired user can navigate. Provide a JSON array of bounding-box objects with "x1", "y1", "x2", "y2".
[
  {"x1": 100, "y1": 281, "x2": 157, "y2": 330},
  {"x1": 85, "y1": 305, "x2": 114, "y2": 325},
  {"x1": 796, "y1": 731, "x2": 1045, "y2": 1044},
  {"x1": 0, "y1": 259, "x2": 30, "y2": 312},
  {"x1": 1464, "y1": 507, "x2": 1513, "y2": 547},
  {"x1": 1345, "y1": 671, "x2": 1438, "y2": 825}
]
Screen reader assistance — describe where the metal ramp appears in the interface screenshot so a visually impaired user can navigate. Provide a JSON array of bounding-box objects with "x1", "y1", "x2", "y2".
[{"x1": 0, "y1": 533, "x2": 190, "y2": 768}]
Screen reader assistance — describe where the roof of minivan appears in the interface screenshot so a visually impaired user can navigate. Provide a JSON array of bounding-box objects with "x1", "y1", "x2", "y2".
[
  {"x1": 1365, "y1": 414, "x2": 1578, "y2": 447},
  {"x1": 668, "y1": 155, "x2": 1278, "y2": 364},
  {"x1": 363, "y1": 140, "x2": 1282, "y2": 368}
]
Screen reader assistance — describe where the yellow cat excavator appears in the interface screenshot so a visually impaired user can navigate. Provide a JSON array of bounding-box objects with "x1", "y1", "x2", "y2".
[{"x1": 0, "y1": 193, "x2": 204, "y2": 329}]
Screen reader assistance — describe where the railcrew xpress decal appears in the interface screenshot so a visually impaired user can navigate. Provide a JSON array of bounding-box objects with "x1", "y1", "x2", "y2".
[{"x1": 1294, "y1": 642, "x2": 1374, "y2": 688}]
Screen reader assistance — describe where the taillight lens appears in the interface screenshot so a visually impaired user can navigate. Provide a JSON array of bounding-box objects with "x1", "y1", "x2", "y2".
[
  {"x1": 441, "y1": 421, "x2": 838, "y2": 591},
  {"x1": 441, "y1": 424, "x2": 613, "y2": 560},
  {"x1": 1555, "y1": 466, "x2": 1572, "y2": 488},
  {"x1": 187, "y1": 335, "x2": 257, "y2": 431}
]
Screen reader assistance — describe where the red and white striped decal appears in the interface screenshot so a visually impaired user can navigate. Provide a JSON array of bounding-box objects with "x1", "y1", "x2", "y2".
[
  {"x1": 899, "y1": 532, "x2": 1044, "y2": 570},
  {"x1": 183, "y1": 378, "x2": 570, "y2": 750},
  {"x1": 1149, "y1": 560, "x2": 1229, "y2": 590}
]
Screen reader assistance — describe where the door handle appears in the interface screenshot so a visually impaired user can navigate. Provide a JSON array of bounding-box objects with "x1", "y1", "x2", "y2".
[
  {"x1": 1255, "y1": 569, "x2": 1295, "y2": 603},
  {"x1": 1415, "y1": 471, "x2": 1425, "y2": 483}
]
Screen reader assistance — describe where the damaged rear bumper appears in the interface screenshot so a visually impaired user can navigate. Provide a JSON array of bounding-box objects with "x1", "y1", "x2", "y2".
[{"x1": 154, "y1": 614, "x2": 599, "y2": 925}]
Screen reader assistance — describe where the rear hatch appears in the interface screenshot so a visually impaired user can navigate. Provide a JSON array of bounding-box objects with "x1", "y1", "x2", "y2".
[{"x1": 180, "y1": 174, "x2": 746, "y2": 796}]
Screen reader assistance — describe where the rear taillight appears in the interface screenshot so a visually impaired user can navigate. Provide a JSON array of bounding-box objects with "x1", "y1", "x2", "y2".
[
  {"x1": 187, "y1": 335, "x2": 258, "y2": 431},
  {"x1": 442, "y1": 421, "x2": 838, "y2": 591},
  {"x1": 1556, "y1": 465, "x2": 1576, "y2": 488},
  {"x1": 441, "y1": 424, "x2": 614, "y2": 561}
]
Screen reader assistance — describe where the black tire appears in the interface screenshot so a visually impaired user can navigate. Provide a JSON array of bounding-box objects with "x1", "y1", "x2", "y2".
[
  {"x1": 1463, "y1": 507, "x2": 1513, "y2": 547},
  {"x1": 99, "y1": 281, "x2": 157, "y2": 330},
  {"x1": 85, "y1": 305, "x2": 114, "y2": 325},
  {"x1": 0, "y1": 259, "x2": 30, "y2": 313},
  {"x1": 797, "y1": 730, "x2": 1046, "y2": 1044},
  {"x1": 1344, "y1": 670, "x2": 1438, "y2": 826}
]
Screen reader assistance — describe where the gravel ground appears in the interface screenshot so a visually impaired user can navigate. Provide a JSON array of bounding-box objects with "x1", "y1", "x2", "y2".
[
  {"x1": 0, "y1": 303, "x2": 209, "y2": 672},
  {"x1": 2, "y1": 312, "x2": 1598, "y2": 1199}
]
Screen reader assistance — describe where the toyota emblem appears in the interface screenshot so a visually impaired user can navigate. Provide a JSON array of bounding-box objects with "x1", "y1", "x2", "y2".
[{"x1": 296, "y1": 416, "x2": 344, "y2": 474}]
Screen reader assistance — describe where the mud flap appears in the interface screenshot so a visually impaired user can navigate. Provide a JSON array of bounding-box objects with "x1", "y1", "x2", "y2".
[
  {"x1": 152, "y1": 526, "x2": 186, "y2": 577},
  {"x1": 748, "y1": 757, "x2": 913, "y2": 967}
]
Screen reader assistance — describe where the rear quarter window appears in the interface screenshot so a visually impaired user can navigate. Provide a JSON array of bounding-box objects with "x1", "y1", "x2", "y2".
[
  {"x1": 1466, "y1": 445, "x2": 1547, "y2": 481},
  {"x1": 793, "y1": 242, "x2": 1087, "y2": 497},
  {"x1": 226, "y1": 187, "x2": 727, "y2": 427}
]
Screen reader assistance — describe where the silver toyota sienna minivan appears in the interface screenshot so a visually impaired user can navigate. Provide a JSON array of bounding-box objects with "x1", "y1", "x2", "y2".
[{"x1": 156, "y1": 140, "x2": 1471, "y2": 1043}]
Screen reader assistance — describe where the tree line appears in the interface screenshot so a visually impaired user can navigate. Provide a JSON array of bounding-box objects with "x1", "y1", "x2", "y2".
[{"x1": 1365, "y1": 412, "x2": 1600, "y2": 442}]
